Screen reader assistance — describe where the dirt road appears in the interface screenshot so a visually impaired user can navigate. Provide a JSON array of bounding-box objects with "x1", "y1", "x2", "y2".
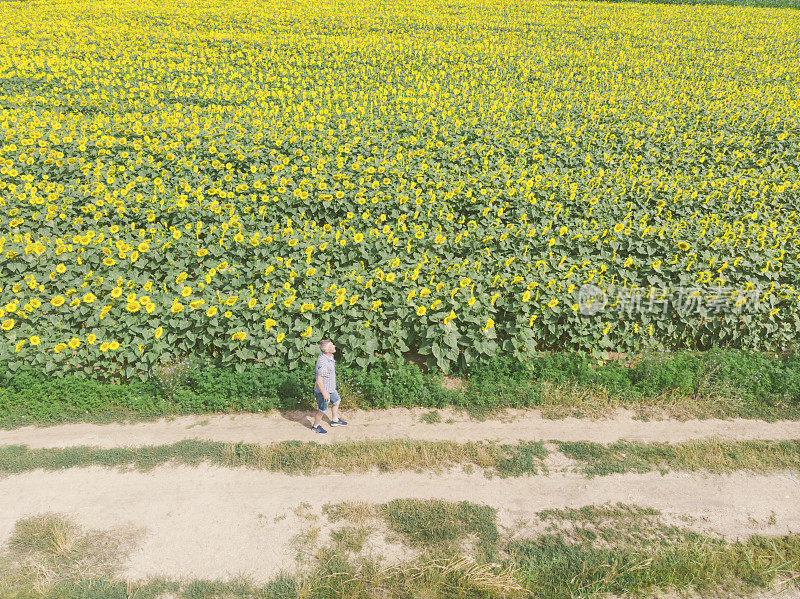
[{"x1": 1, "y1": 408, "x2": 798, "y2": 592}]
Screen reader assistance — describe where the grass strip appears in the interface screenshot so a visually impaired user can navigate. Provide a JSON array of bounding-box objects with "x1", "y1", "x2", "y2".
[
  {"x1": 510, "y1": 534, "x2": 800, "y2": 599},
  {"x1": 557, "y1": 439, "x2": 800, "y2": 477},
  {"x1": 0, "y1": 439, "x2": 547, "y2": 477},
  {"x1": 2, "y1": 439, "x2": 798, "y2": 478}
]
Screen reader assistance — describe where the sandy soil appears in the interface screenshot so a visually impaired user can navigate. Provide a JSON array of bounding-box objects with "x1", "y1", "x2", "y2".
[
  {"x1": 1, "y1": 465, "x2": 799, "y2": 583},
  {"x1": 1, "y1": 407, "x2": 798, "y2": 449}
]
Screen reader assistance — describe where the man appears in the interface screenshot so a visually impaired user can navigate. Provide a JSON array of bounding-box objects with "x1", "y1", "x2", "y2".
[{"x1": 312, "y1": 339, "x2": 347, "y2": 434}]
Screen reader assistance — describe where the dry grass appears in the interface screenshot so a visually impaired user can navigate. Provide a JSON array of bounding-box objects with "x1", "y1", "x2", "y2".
[
  {"x1": 0, "y1": 513, "x2": 141, "y2": 594},
  {"x1": 441, "y1": 376, "x2": 466, "y2": 392},
  {"x1": 538, "y1": 380, "x2": 631, "y2": 420},
  {"x1": 537, "y1": 380, "x2": 765, "y2": 421},
  {"x1": 0, "y1": 439, "x2": 536, "y2": 477},
  {"x1": 322, "y1": 501, "x2": 378, "y2": 525},
  {"x1": 373, "y1": 555, "x2": 527, "y2": 596},
  {"x1": 557, "y1": 439, "x2": 800, "y2": 477}
]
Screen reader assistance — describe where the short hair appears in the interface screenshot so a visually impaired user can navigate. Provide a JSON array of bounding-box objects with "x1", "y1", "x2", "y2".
[{"x1": 320, "y1": 339, "x2": 334, "y2": 351}]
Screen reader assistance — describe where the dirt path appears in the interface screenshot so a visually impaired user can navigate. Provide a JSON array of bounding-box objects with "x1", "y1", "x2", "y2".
[
  {"x1": 1, "y1": 411, "x2": 799, "y2": 593},
  {"x1": 0, "y1": 465, "x2": 799, "y2": 583},
  {"x1": 2, "y1": 408, "x2": 798, "y2": 448}
]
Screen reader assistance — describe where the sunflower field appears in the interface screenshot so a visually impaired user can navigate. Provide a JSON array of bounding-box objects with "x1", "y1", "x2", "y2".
[{"x1": 0, "y1": 0, "x2": 799, "y2": 381}]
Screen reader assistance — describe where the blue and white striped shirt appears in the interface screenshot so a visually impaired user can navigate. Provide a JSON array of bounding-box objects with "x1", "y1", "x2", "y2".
[{"x1": 314, "y1": 353, "x2": 336, "y2": 394}]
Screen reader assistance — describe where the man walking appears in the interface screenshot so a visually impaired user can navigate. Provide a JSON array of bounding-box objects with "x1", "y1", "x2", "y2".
[{"x1": 312, "y1": 339, "x2": 347, "y2": 434}]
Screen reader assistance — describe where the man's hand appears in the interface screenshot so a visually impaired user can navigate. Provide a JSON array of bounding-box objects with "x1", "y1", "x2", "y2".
[{"x1": 323, "y1": 392, "x2": 330, "y2": 402}]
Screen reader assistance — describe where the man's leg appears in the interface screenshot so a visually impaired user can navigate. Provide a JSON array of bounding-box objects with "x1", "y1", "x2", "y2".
[
  {"x1": 330, "y1": 391, "x2": 342, "y2": 422},
  {"x1": 313, "y1": 392, "x2": 328, "y2": 428}
]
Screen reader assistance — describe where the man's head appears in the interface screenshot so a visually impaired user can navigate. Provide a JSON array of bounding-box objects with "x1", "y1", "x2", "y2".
[{"x1": 320, "y1": 339, "x2": 336, "y2": 355}]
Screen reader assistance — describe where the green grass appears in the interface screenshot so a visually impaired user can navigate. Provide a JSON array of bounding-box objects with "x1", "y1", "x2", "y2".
[
  {"x1": 510, "y1": 534, "x2": 800, "y2": 599},
  {"x1": 509, "y1": 503, "x2": 800, "y2": 599},
  {"x1": 534, "y1": 503, "x2": 702, "y2": 549},
  {"x1": 2, "y1": 506, "x2": 798, "y2": 599},
  {"x1": 2, "y1": 438, "x2": 798, "y2": 478},
  {"x1": 329, "y1": 526, "x2": 372, "y2": 554},
  {"x1": 557, "y1": 439, "x2": 800, "y2": 477},
  {"x1": 380, "y1": 499, "x2": 500, "y2": 561},
  {"x1": 3, "y1": 348, "x2": 800, "y2": 429},
  {"x1": 0, "y1": 439, "x2": 547, "y2": 477},
  {"x1": 322, "y1": 501, "x2": 378, "y2": 525},
  {"x1": 494, "y1": 441, "x2": 550, "y2": 477},
  {"x1": 420, "y1": 410, "x2": 442, "y2": 424}
]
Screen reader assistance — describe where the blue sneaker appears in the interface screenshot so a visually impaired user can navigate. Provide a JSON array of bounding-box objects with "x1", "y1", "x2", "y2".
[
  {"x1": 330, "y1": 419, "x2": 348, "y2": 427},
  {"x1": 312, "y1": 425, "x2": 327, "y2": 434}
]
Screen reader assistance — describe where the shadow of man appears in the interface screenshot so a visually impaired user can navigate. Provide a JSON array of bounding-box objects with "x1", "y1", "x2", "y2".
[{"x1": 277, "y1": 408, "x2": 316, "y2": 429}]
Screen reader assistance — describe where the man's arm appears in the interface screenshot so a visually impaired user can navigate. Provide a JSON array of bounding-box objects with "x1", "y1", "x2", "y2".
[{"x1": 316, "y1": 375, "x2": 329, "y2": 400}]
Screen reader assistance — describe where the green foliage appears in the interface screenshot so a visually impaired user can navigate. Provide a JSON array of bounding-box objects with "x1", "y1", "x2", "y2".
[
  {"x1": 2, "y1": 347, "x2": 800, "y2": 428},
  {"x1": 338, "y1": 358, "x2": 456, "y2": 409},
  {"x1": 593, "y1": 0, "x2": 800, "y2": 6},
  {"x1": 3, "y1": 0, "x2": 800, "y2": 383},
  {"x1": 151, "y1": 354, "x2": 200, "y2": 399}
]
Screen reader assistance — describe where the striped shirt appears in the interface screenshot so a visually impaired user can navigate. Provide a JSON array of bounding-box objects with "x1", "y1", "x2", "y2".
[{"x1": 314, "y1": 353, "x2": 336, "y2": 394}]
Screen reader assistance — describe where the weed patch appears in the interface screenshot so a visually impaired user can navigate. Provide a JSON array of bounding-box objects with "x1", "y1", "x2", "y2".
[
  {"x1": 534, "y1": 503, "x2": 702, "y2": 549},
  {"x1": 420, "y1": 410, "x2": 442, "y2": 424},
  {"x1": 380, "y1": 499, "x2": 500, "y2": 561},
  {"x1": 495, "y1": 441, "x2": 548, "y2": 477},
  {"x1": 0, "y1": 513, "x2": 140, "y2": 593},
  {"x1": 509, "y1": 532, "x2": 800, "y2": 599},
  {"x1": 330, "y1": 526, "x2": 372, "y2": 553},
  {"x1": 556, "y1": 439, "x2": 800, "y2": 477}
]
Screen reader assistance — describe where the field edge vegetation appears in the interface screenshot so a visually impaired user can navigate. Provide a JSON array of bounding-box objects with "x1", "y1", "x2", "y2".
[{"x1": 2, "y1": 347, "x2": 800, "y2": 428}]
